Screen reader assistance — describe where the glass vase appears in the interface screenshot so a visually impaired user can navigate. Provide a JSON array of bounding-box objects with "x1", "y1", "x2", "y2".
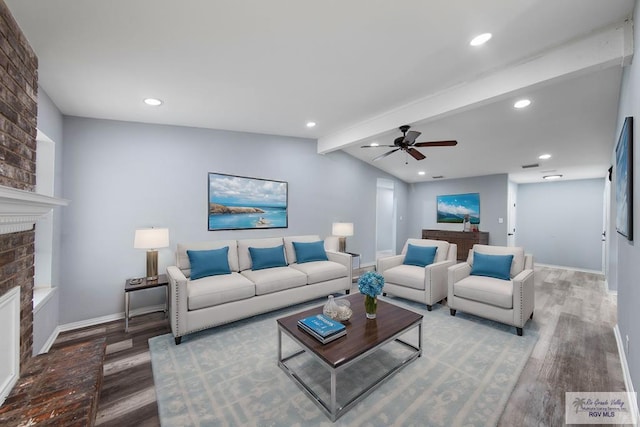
[
  {"x1": 364, "y1": 295, "x2": 377, "y2": 319},
  {"x1": 323, "y1": 295, "x2": 339, "y2": 320}
]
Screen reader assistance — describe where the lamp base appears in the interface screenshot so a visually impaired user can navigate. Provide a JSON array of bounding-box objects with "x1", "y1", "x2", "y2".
[
  {"x1": 146, "y1": 250, "x2": 159, "y2": 280},
  {"x1": 338, "y1": 237, "x2": 346, "y2": 253}
]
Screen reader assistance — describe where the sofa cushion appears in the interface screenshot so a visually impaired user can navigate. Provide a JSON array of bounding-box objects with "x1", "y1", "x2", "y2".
[
  {"x1": 453, "y1": 275, "x2": 513, "y2": 309},
  {"x1": 403, "y1": 244, "x2": 437, "y2": 268},
  {"x1": 292, "y1": 241, "x2": 328, "y2": 263},
  {"x1": 187, "y1": 272, "x2": 255, "y2": 310},
  {"x1": 249, "y1": 245, "x2": 287, "y2": 270},
  {"x1": 283, "y1": 235, "x2": 322, "y2": 264},
  {"x1": 238, "y1": 237, "x2": 285, "y2": 271},
  {"x1": 469, "y1": 245, "x2": 525, "y2": 278},
  {"x1": 241, "y1": 267, "x2": 307, "y2": 295},
  {"x1": 470, "y1": 252, "x2": 513, "y2": 281},
  {"x1": 383, "y1": 264, "x2": 425, "y2": 290},
  {"x1": 290, "y1": 261, "x2": 347, "y2": 284},
  {"x1": 177, "y1": 240, "x2": 239, "y2": 277},
  {"x1": 187, "y1": 247, "x2": 232, "y2": 280},
  {"x1": 403, "y1": 239, "x2": 450, "y2": 263}
]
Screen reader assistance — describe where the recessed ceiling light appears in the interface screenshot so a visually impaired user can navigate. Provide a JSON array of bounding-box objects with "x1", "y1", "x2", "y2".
[
  {"x1": 306, "y1": 121, "x2": 316, "y2": 128},
  {"x1": 543, "y1": 174, "x2": 563, "y2": 180},
  {"x1": 370, "y1": 142, "x2": 379, "y2": 147},
  {"x1": 418, "y1": 171, "x2": 426, "y2": 175},
  {"x1": 143, "y1": 98, "x2": 163, "y2": 106},
  {"x1": 470, "y1": 33, "x2": 492, "y2": 46},
  {"x1": 538, "y1": 154, "x2": 552, "y2": 160},
  {"x1": 514, "y1": 99, "x2": 531, "y2": 109}
]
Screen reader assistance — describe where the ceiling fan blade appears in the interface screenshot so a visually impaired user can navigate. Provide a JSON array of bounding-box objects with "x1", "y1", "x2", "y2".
[
  {"x1": 372, "y1": 148, "x2": 400, "y2": 161},
  {"x1": 403, "y1": 130, "x2": 421, "y2": 145},
  {"x1": 413, "y1": 140, "x2": 458, "y2": 147},
  {"x1": 407, "y1": 147, "x2": 426, "y2": 161},
  {"x1": 360, "y1": 144, "x2": 396, "y2": 148}
]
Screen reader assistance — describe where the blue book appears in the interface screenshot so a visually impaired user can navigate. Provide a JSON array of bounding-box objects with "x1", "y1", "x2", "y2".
[{"x1": 297, "y1": 314, "x2": 345, "y2": 338}]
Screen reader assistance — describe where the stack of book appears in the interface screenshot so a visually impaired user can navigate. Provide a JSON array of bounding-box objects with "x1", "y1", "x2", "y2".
[{"x1": 297, "y1": 314, "x2": 346, "y2": 344}]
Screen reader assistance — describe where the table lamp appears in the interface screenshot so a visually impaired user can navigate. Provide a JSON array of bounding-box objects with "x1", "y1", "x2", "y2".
[
  {"x1": 134, "y1": 227, "x2": 169, "y2": 280},
  {"x1": 332, "y1": 222, "x2": 354, "y2": 253}
]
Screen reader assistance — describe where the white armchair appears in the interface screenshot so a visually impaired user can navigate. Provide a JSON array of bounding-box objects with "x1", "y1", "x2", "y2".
[
  {"x1": 377, "y1": 238, "x2": 457, "y2": 311},
  {"x1": 448, "y1": 244, "x2": 534, "y2": 336}
]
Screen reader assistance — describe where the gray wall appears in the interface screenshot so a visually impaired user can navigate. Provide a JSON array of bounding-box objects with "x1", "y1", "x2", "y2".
[
  {"x1": 406, "y1": 174, "x2": 509, "y2": 246},
  {"x1": 517, "y1": 179, "x2": 604, "y2": 271},
  {"x1": 613, "y1": 0, "x2": 640, "y2": 400},
  {"x1": 59, "y1": 116, "x2": 408, "y2": 324}
]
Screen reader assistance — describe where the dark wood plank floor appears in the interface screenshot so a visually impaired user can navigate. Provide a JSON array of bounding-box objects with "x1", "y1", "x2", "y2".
[{"x1": 50, "y1": 266, "x2": 624, "y2": 426}]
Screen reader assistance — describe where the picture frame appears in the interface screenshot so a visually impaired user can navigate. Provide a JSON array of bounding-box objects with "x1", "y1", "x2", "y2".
[
  {"x1": 615, "y1": 116, "x2": 633, "y2": 241},
  {"x1": 208, "y1": 172, "x2": 288, "y2": 231},
  {"x1": 436, "y1": 193, "x2": 480, "y2": 224}
]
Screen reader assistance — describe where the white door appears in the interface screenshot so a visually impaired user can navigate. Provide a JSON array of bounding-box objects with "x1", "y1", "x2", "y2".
[
  {"x1": 376, "y1": 179, "x2": 396, "y2": 259},
  {"x1": 507, "y1": 181, "x2": 517, "y2": 247}
]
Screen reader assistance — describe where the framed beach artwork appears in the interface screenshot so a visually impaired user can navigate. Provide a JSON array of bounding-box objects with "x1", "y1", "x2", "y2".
[
  {"x1": 436, "y1": 193, "x2": 480, "y2": 224},
  {"x1": 208, "y1": 172, "x2": 288, "y2": 231},
  {"x1": 615, "y1": 116, "x2": 633, "y2": 241}
]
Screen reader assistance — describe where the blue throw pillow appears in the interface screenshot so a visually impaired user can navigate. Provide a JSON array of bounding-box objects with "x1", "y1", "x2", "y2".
[
  {"x1": 470, "y1": 252, "x2": 514, "y2": 280},
  {"x1": 293, "y1": 240, "x2": 328, "y2": 263},
  {"x1": 249, "y1": 245, "x2": 287, "y2": 270},
  {"x1": 403, "y1": 244, "x2": 437, "y2": 268},
  {"x1": 187, "y1": 247, "x2": 231, "y2": 280}
]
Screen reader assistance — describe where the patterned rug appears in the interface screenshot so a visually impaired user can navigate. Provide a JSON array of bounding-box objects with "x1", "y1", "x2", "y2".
[{"x1": 149, "y1": 297, "x2": 538, "y2": 426}]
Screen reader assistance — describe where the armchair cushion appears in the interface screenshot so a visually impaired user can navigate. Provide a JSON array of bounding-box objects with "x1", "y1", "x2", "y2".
[
  {"x1": 187, "y1": 247, "x2": 232, "y2": 280},
  {"x1": 453, "y1": 275, "x2": 513, "y2": 309},
  {"x1": 384, "y1": 264, "x2": 427, "y2": 290},
  {"x1": 249, "y1": 245, "x2": 287, "y2": 270},
  {"x1": 292, "y1": 241, "x2": 328, "y2": 263},
  {"x1": 403, "y1": 244, "x2": 437, "y2": 268},
  {"x1": 470, "y1": 252, "x2": 513, "y2": 281}
]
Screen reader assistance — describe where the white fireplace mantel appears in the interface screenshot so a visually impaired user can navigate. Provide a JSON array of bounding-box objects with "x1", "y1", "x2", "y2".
[{"x1": 0, "y1": 185, "x2": 68, "y2": 235}]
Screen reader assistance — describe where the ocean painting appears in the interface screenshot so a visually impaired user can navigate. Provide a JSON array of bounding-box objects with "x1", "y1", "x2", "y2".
[
  {"x1": 437, "y1": 193, "x2": 480, "y2": 224},
  {"x1": 208, "y1": 172, "x2": 288, "y2": 231},
  {"x1": 615, "y1": 116, "x2": 633, "y2": 241}
]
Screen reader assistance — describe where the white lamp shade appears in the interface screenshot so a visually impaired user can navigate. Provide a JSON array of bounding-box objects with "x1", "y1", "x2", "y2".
[
  {"x1": 332, "y1": 222, "x2": 354, "y2": 237},
  {"x1": 134, "y1": 228, "x2": 169, "y2": 249}
]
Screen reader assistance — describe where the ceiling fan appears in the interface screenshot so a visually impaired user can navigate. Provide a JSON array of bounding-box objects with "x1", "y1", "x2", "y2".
[{"x1": 361, "y1": 125, "x2": 457, "y2": 162}]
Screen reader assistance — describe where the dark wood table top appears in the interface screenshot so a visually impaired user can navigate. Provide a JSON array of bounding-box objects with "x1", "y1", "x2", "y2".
[
  {"x1": 125, "y1": 273, "x2": 168, "y2": 292},
  {"x1": 277, "y1": 293, "x2": 422, "y2": 369}
]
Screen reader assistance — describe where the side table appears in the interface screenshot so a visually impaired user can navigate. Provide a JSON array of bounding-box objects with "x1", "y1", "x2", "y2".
[
  {"x1": 124, "y1": 274, "x2": 168, "y2": 332},
  {"x1": 345, "y1": 252, "x2": 361, "y2": 282}
]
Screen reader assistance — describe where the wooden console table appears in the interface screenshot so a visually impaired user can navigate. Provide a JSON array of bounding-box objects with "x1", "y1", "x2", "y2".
[{"x1": 422, "y1": 229, "x2": 489, "y2": 261}]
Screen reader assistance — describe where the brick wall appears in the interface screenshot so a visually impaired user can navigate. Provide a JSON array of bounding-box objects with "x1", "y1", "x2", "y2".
[{"x1": 0, "y1": 0, "x2": 39, "y2": 371}]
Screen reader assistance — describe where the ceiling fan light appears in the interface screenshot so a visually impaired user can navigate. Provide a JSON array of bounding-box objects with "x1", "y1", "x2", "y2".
[{"x1": 470, "y1": 33, "x2": 492, "y2": 46}]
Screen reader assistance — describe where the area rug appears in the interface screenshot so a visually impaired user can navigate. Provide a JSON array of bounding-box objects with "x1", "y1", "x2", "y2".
[{"x1": 149, "y1": 297, "x2": 538, "y2": 427}]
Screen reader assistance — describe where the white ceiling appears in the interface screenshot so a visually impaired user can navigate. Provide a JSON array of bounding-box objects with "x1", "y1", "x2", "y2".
[{"x1": 5, "y1": 0, "x2": 635, "y2": 183}]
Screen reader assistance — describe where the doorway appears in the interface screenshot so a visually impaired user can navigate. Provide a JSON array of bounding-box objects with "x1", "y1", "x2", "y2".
[{"x1": 376, "y1": 179, "x2": 396, "y2": 259}]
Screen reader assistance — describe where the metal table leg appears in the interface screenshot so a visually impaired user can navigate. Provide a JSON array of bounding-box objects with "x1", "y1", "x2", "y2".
[{"x1": 125, "y1": 292, "x2": 130, "y2": 332}]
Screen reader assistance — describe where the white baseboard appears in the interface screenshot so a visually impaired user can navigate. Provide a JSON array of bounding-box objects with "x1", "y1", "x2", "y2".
[
  {"x1": 41, "y1": 304, "x2": 167, "y2": 349},
  {"x1": 534, "y1": 262, "x2": 603, "y2": 274},
  {"x1": 613, "y1": 324, "x2": 639, "y2": 424}
]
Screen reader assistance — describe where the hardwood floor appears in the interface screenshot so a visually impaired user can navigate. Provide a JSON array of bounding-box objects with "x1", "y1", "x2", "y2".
[{"x1": 50, "y1": 266, "x2": 624, "y2": 426}]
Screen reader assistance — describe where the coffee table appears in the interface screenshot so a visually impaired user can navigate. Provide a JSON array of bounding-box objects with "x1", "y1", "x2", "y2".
[{"x1": 277, "y1": 293, "x2": 423, "y2": 421}]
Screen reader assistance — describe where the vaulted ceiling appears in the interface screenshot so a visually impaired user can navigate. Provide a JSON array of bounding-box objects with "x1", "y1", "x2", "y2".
[{"x1": 6, "y1": 0, "x2": 635, "y2": 183}]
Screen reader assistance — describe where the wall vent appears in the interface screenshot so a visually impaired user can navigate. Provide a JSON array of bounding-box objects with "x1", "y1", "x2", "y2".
[
  {"x1": 521, "y1": 163, "x2": 539, "y2": 169},
  {"x1": 432, "y1": 175, "x2": 444, "y2": 179}
]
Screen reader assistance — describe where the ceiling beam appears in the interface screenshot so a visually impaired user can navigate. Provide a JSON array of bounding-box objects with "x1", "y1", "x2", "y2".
[{"x1": 317, "y1": 21, "x2": 633, "y2": 154}]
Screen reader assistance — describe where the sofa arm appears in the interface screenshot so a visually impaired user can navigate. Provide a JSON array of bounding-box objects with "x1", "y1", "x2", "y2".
[
  {"x1": 326, "y1": 250, "x2": 353, "y2": 284},
  {"x1": 377, "y1": 254, "x2": 404, "y2": 273},
  {"x1": 166, "y1": 266, "x2": 189, "y2": 339},
  {"x1": 512, "y1": 268, "x2": 535, "y2": 327},
  {"x1": 448, "y1": 262, "x2": 471, "y2": 303}
]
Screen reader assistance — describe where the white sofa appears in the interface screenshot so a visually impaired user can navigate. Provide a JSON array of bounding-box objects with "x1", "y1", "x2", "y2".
[
  {"x1": 166, "y1": 235, "x2": 352, "y2": 344},
  {"x1": 448, "y1": 244, "x2": 534, "y2": 336},
  {"x1": 377, "y1": 238, "x2": 457, "y2": 311}
]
